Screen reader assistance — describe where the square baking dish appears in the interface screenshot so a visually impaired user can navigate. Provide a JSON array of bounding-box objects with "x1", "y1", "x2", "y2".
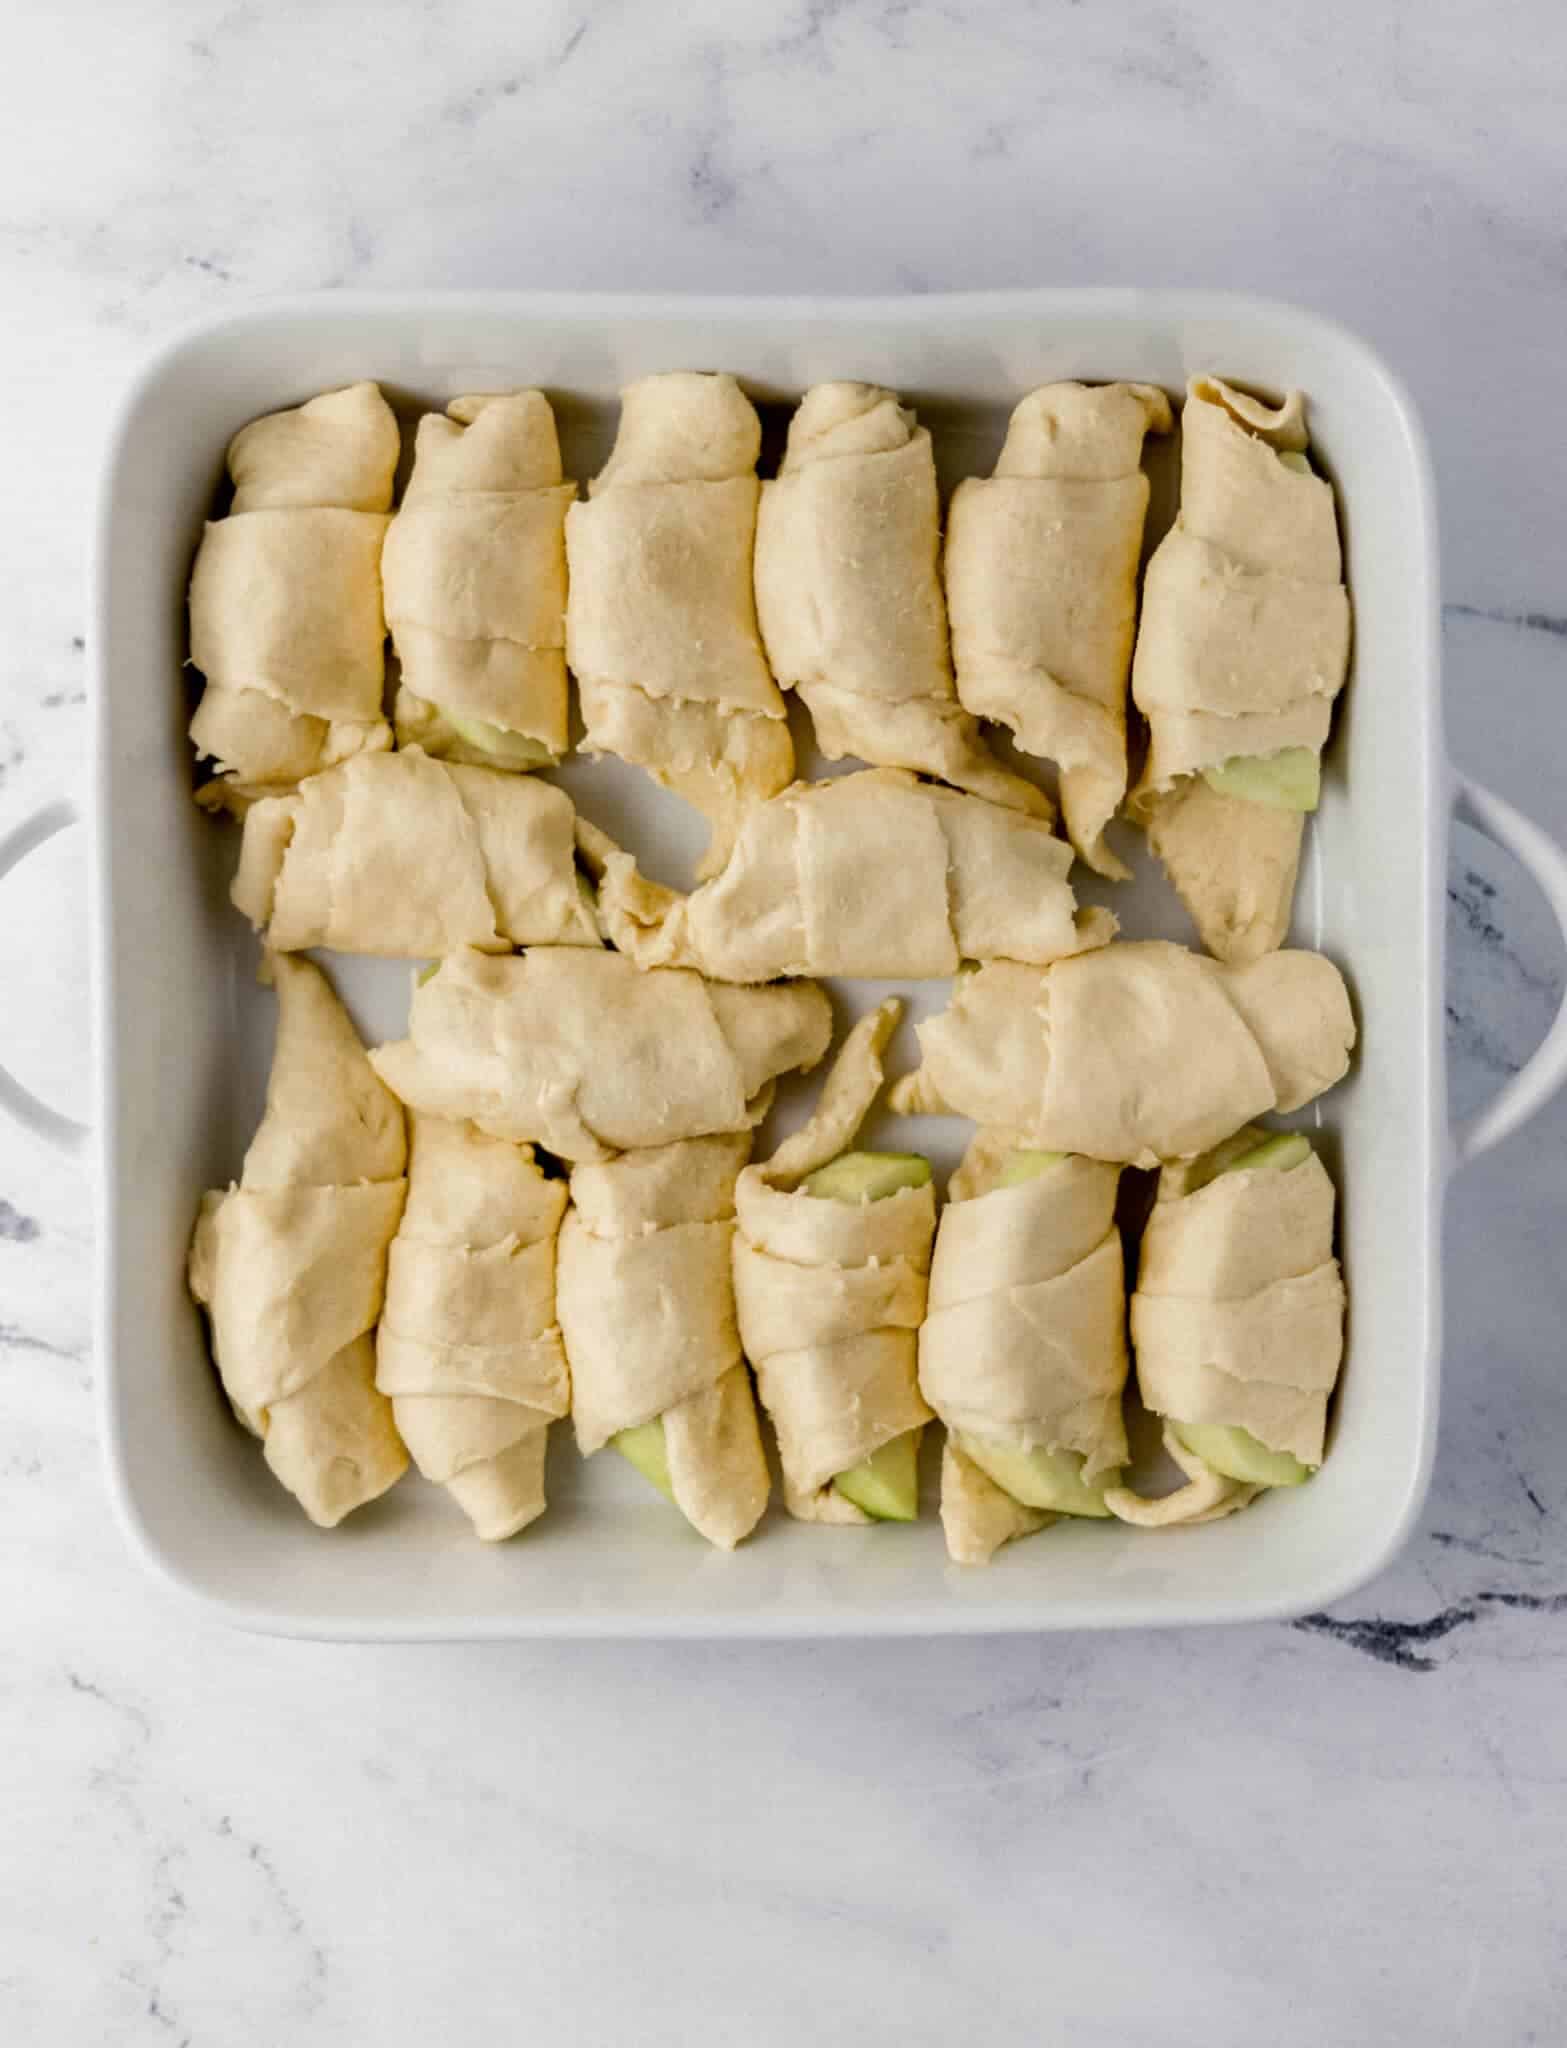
[{"x1": 82, "y1": 289, "x2": 1459, "y2": 1639}]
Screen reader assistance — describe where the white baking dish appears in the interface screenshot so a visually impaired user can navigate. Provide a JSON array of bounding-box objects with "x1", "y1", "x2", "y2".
[{"x1": 11, "y1": 288, "x2": 1561, "y2": 1638}]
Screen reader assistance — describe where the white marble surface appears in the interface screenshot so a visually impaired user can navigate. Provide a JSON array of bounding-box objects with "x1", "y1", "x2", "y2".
[{"x1": 3, "y1": 3, "x2": 1567, "y2": 2040}]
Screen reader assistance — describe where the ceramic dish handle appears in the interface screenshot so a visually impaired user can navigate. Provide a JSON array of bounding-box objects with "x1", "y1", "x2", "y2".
[
  {"x1": 1450, "y1": 774, "x2": 1567, "y2": 1167},
  {"x1": 0, "y1": 797, "x2": 90, "y2": 1158}
]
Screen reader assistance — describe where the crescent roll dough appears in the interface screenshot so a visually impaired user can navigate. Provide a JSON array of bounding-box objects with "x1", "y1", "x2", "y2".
[
  {"x1": 1106, "y1": 1126, "x2": 1345, "y2": 1527},
  {"x1": 946, "y1": 382, "x2": 1173, "y2": 877},
  {"x1": 229, "y1": 747, "x2": 600, "y2": 956},
  {"x1": 385, "y1": 391, "x2": 574, "y2": 768},
  {"x1": 187, "y1": 953, "x2": 408, "y2": 1526},
  {"x1": 566, "y1": 372, "x2": 793, "y2": 875},
  {"x1": 733, "y1": 1002, "x2": 935, "y2": 1523},
  {"x1": 890, "y1": 941, "x2": 1356, "y2": 1167},
  {"x1": 1131, "y1": 377, "x2": 1351, "y2": 960},
  {"x1": 557, "y1": 1134, "x2": 770, "y2": 1550},
  {"x1": 586, "y1": 768, "x2": 1114, "y2": 981},
  {"x1": 754, "y1": 383, "x2": 1049, "y2": 820},
  {"x1": 922, "y1": 1132, "x2": 1128, "y2": 1564},
  {"x1": 189, "y1": 382, "x2": 400, "y2": 809},
  {"x1": 376, "y1": 1115, "x2": 569, "y2": 1541},
  {"x1": 370, "y1": 946, "x2": 833, "y2": 1162}
]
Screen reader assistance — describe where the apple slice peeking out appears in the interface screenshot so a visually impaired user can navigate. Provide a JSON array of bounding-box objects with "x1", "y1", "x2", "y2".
[
  {"x1": 1202, "y1": 746, "x2": 1321, "y2": 813},
  {"x1": 612, "y1": 1419, "x2": 675, "y2": 1503},
  {"x1": 445, "y1": 711, "x2": 556, "y2": 769}
]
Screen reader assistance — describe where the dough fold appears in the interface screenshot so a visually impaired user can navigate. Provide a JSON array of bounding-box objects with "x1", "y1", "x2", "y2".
[
  {"x1": 376, "y1": 1114, "x2": 569, "y2": 1540},
  {"x1": 734, "y1": 1002, "x2": 935, "y2": 1522},
  {"x1": 922, "y1": 1131, "x2": 1128, "y2": 1563},
  {"x1": 946, "y1": 382, "x2": 1173, "y2": 876},
  {"x1": 384, "y1": 391, "x2": 574, "y2": 767},
  {"x1": 1130, "y1": 377, "x2": 1351, "y2": 960},
  {"x1": 230, "y1": 747, "x2": 601, "y2": 956},
  {"x1": 587, "y1": 768, "x2": 1114, "y2": 981},
  {"x1": 566, "y1": 372, "x2": 792, "y2": 874},
  {"x1": 890, "y1": 941, "x2": 1355, "y2": 1166},
  {"x1": 188, "y1": 382, "x2": 400, "y2": 809},
  {"x1": 557, "y1": 1133, "x2": 770, "y2": 1549},
  {"x1": 754, "y1": 382, "x2": 1048, "y2": 819},
  {"x1": 370, "y1": 946, "x2": 832, "y2": 1162},
  {"x1": 187, "y1": 953, "x2": 408, "y2": 1525}
]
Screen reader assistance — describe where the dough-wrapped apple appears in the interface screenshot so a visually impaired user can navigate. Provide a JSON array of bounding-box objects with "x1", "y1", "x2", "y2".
[
  {"x1": 733, "y1": 1001, "x2": 935, "y2": 1524},
  {"x1": 370, "y1": 947, "x2": 832, "y2": 1163},
  {"x1": 945, "y1": 380, "x2": 1173, "y2": 876},
  {"x1": 1129, "y1": 377, "x2": 1351, "y2": 961},
  {"x1": 188, "y1": 381, "x2": 400, "y2": 809},
  {"x1": 566, "y1": 372, "x2": 792, "y2": 875},
  {"x1": 187, "y1": 953, "x2": 408, "y2": 1525},
  {"x1": 754, "y1": 382, "x2": 1048, "y2": 820},
  {"x1": 385, "y1": 391, "x2": 574, "y2": 769},
  {"x1": 1105, "y1": 1127, "x2": 1345, "y2": 1527},
  {"x1": 890, "y1": 940, "x2": 1355, "y2": 1167},
  {"x1": 230, "y1": 747, "x2": 601, "y2": 956},
  {"x1": 921, "y1": 1133, "x2": 1129, "y2": 1565},
  {"x1": 586, "y1": 767, "x2": 1114, "y2": 981},
  {"x1": 376, "y1": 1115, "x2": 570, "y2": 1541},
  {"x1": 557, "y1": 1134, "x2": 770, "y2": 1549}
]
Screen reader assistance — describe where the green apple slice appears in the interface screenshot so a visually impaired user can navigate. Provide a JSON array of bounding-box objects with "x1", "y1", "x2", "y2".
[
  {"x1": 444, "y1": 712, "x2": 556, "y2": 769},
  {"x1": 1169, "y1": 1421, "x2": 1311, "y2": 1488},
  {"x1": 1277, "y1": 449, "x2": 1314, "y2": 476},
  {"x1": 833, "y1": 1429, "x2": 921, "y2": 1521},
  {"x1": 1217, "y1": 1131, "x2": 1312, "y2": 1177},
  {"x1": 1202, "y1": 746, "x2": 1321, "y2": 812},
  {"x1": 953, "y1": 1433, "x2": 1116, "y2": 1516},
  {"x1": 998, "y1": 1149, "x2": 1067, "y2": 1188},
  {"x1": 803, "y1": 1151, "x2": 933, "y2": 1203},
  {"x1": 612, "y1": 1419, "x2": 675, "y2": 1504}
]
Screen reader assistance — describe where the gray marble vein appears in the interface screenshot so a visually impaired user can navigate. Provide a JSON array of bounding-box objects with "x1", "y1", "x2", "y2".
[{"x1": 3, "y1": 2, "x2": 1567, "y2": 2042}]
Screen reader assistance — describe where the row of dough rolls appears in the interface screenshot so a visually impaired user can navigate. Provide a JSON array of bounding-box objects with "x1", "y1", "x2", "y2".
[{"x1": 187, "y1": 950, "x2": 1346, "y2": 1554}]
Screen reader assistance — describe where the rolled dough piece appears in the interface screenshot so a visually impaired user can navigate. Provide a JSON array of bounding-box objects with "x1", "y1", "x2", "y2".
[
  {"x1": 188, "y1": 381, "x2": 400, "y2": 809},
  {"x1": 385, "y1": 391, "x2": 574, "y2": 767},
  {"x1": 940, "y1": 1439, "x2": 1052, "y2": 1567},
  {"x1": 733, "y1": 1001, "x2": 935, "y2": 1522},
  {"x1": 588, "y1": 768, "x2": 1114, "y2": 981},
  {"x1": 1130, "y1": 377, "x2": 1351, "y2": 960},
  {"x1": 187, "y1": 953, "x2": 408, "y2": 1526},
  {"x1": 566, "y1": 372, "x2": 792, "y2": 875},
  {"x1": 946, "y1": 381, "x2": 1173, "y2": 876},
  {"x1": 889, "y1": 941, "x2": 1356, "y2": 1166},
  {"x1": 370, "y1": 946, "x2": 833, "y2": 1162},
  {"x1": 376, "y1": 1115, "x2": 569, "y2": 1541},
  {"x1": 754, "y1": 382, "x2": 1049, "y2": 820},
  {"x1": 557, "y1": 1133, "x2": 769, "y2": 1549},
  {"x1": 230, "y1": 747, "x2": 601, "y2": 956},
  {"x1": 922, "y1": 1131, "x2": 1128, "y2": 1564},
  {"x1": 1131, "y1": 1125, "x2": 1345, "y2": 1465}
]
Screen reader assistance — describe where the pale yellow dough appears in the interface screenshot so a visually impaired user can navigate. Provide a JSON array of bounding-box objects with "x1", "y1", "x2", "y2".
[
  {"x1": 376, "y1": 1115, "x2": 569, "y2": 1541},
  {"x1": 230, "y1": 747, "x2": 601, "y2": 957},
  {"x1": 946, "y1": 381, "x2": 1173, "y2": 876},
  {"x1": 1130, "y1": 377, "x2": 1351, "y2": 960},
  {"x1": 890, "y1": 941, "x2": 1356, "y2": 1166},
  {"x1": 923, "y1": 1131, "x2": 1128, "y2": 1564},
  {"x1": 385, "y1": 391, "x2": 574, "y2": 765},
  {"x1": 754, "y1": 382, "x2": 1049, "y2": 820},
  {"x1": 188, "y1": 382, "x2": 400, "y2": 809},
  {"x1": 371, "y1": 946, "x2": 832, "y2": 1162},
  {"x1": 733, "y1": 1002, "x2": 935, "y2": 1523},
  {"x1": 1106, "y1": 1125, "x2": 1345, "y2": 1526},
  {"x1": 557, "y1": 1134, "x2": 770, "y2": 1549},
  {"x1": 187, "y1": 953, "x2": 408, "y2": 1526},
  {"x1": 566, "y1": 372, "x2": 792, "y2": 875},
  {"x1": 940, "y1": 1440, "x2": 1052, "y2": 1566},
  {"x1": 587, "y1": 767, "x2": 1114, "y2": 981}
]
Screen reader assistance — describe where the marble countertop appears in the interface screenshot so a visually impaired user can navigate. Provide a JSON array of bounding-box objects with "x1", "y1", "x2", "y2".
[{"x1": 4, "y1": 4, "x2": 1567, "y2": 2041}]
